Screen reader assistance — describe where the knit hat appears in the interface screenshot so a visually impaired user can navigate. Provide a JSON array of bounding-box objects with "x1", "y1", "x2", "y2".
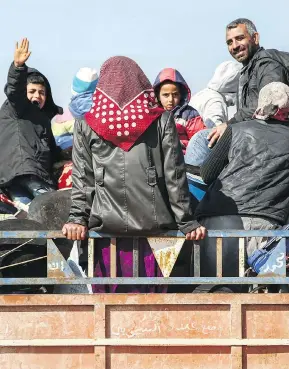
[{"x1": 71, "y1": 67, "x2": 98, "y2": 96}]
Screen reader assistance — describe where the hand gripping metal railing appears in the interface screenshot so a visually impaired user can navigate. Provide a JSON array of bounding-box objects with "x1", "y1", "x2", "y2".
[{"x1": 0, "y1": 230, "x2": 288, "y2": 287}]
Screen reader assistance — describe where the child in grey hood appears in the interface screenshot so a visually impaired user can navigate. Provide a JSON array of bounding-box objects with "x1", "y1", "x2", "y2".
[{"x1": 185, "y1": 61, "x2": 241, "y2": 168}]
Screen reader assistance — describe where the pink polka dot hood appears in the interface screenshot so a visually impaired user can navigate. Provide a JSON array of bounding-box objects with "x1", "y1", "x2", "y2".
[{"x1": 85, "y1": 56, "x2": 164, "y2": 151}]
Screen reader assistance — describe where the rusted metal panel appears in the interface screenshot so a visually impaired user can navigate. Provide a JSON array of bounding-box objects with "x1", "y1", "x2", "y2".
[
  {"x1": 1, "y1": 276, "x2": 289, "y2": 285},
  {"x1": 0, "y1": 347, "x2": 95, "y2": 369},
  {"x1": 107, "y1": 304, "x2": 231, "y2": 339},
  {"x1": 107, "y1": 346, "x2": 232, "y2": 369},
  {"x1": 238, "y1": 238, "x2": 245, "y2": 277},
  {"x1": 0, "y1": 294, "x2": 289, "y2": 368},
  {"x1": 0, "y1": 305, "x2": 94, "y2": 340},
  {"x1": 133, "y1": 238, "x2": 139, "y2": 277},
  {"x1": 110, "y1": 238, "x2": 117, "y2": 278},
  {"x1": 47, "y1": 240, "x2": 76, "y2": 279},
  {"x1": 216, "y1": 237, "x2": 223, "y2": 278},
  {"x1": 2, "y1": 229, "x2": 289, "y2": 239},
  {"x1": 243, "y1": 304, "x2": 289, "y2": 339},
  {"x1": 244, "y1": 346, "x2": 289, "y2": 369},
  {"x1": 87, "y1": 238, "x2": 94, "y2": 278},
  {"x1": 194, "y1": 242, "x2": 201, "y2": 277},
  {"x1": 148, "y1": 237, "x2": 185, "y2": 277},
  {"x1": 0, "y1": 229, "x2": 288, "y2": 368}
]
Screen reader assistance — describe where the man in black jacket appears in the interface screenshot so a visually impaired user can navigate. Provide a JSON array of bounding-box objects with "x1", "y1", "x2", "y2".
[
  {"x1": 196, "y1": 82, "x2": 289, "y2": 280},
  {"x1": 0, "y1": 38, "x2": 62, "y2": 206},
  {"x1": 208, "y1": 18, "x2": 289, "y2": 147}
]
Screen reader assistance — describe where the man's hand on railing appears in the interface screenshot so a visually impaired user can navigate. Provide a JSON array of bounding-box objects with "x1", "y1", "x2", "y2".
[
  {"x1": 185, "y1": 226, "x2": 206, "y2": 241},
  {"x1": 62, "y1": 223, "x2": 87, "y2": 240}
]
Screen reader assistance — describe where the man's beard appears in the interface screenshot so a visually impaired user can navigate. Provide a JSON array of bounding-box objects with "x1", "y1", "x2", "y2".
[
  {"x1": 247, "y1": 43, "x2": 259, "y2": 62},
  {"x1": 232, "y1": 42, "x2": 259, "y2": 65},
  {"x1": 240, "y1": 43, "x2": 259, "y2": 65}
]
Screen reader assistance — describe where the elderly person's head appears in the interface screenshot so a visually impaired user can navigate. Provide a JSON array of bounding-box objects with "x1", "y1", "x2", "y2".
[{"x1": 254, "y1": 82, "x2": 289, "y2": 121}]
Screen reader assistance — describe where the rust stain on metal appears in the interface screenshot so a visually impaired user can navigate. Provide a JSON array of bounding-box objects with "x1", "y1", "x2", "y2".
[
  {"x1": 258, "y1": 272, "x2": 285, "y2": 278},
  {"x1": 47, "y1": 240, "x2": 76, "y2": 279},
  {"x1": 0, "y1": 294, "x2": 288, "y2": 368},
  {"x1": 148, "y1": 238, "x2": 184, "y2": 277},
  {"x1": 154, "y1": 247, "x2": 179, "y2": 277},
  {"x1": 216, "y1": 238, "x2": 223, "y2": 278}
]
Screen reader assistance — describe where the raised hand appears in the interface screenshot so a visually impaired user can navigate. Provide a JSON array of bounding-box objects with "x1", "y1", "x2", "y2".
[{"x1": 14, "y1": 38, "x2": 31, "y2": 67}]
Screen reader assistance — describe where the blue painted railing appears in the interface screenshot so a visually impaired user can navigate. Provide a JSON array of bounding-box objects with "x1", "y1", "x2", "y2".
[{"x1": 0, "y1": 230, "x2": 287, "y2": 286}]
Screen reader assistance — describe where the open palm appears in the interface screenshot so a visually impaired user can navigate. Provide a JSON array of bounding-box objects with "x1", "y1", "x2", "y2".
[{"x1": 14, "y1": 38, "x2": 31, "y2": 67}]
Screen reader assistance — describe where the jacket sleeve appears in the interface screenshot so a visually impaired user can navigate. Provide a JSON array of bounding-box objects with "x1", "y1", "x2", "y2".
[
  {"x1": 257, "y1": 59, "x2": 289, "y2": 91},
  {"x1": 67, "y1": 119, "x2": 95, "y2": 226},
  {"x1": 229, "y1": 59, "x2": 289, "y2": 124},
  {"x1": 202, "y1": 97, "x2": 228, "y2": 127},
  {"x1": 47, "y1": 125, "x2": 63, "y2": 164},
  {"x1": 161, "y1": 113, "x2": 201, "y2": 234},
  {"x1": 200, "y1": 126, "x2": 232, "y2": 185},
  {"x1": 185, "y1": 115, "x2": 206, "y2": 139},
  {"x1": 5, "y1": 62, "x2": 29, "y2": 116}
]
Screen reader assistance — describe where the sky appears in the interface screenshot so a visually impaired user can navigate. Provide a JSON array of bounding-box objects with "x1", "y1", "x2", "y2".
[{"x1": 0, "y1": 0, "x2": 288, "y2": 109}]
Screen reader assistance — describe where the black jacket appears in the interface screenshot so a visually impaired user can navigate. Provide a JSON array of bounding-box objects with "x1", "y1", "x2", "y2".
[
  {"x1": 68, "y1": 112, "x2": 200, "y2": 235},
  {"x1": 229, "y1": 48, "x2": 289, "y2": 124},
  {"x1": 0, "y1": 63, "x2": 63, "y2": 187},
  {"x1": 196, "y1": 120, "x2": 289, "y2": 224}
]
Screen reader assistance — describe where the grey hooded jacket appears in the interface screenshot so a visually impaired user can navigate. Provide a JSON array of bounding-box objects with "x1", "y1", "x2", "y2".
[{"x1": 68, "y1": 112, "x2": 199, "y2": 235}]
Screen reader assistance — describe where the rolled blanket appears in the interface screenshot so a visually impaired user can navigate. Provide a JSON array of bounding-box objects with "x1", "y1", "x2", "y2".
[
  {"x1": 53, "y1": 108, "x2": 74, "y2": 124},
  {"x1": 52, "y1": 120, "x2": 75, "y2": 136},
  {"x1": 54, "y1": 134, "x2": 73, "y2": 150}
]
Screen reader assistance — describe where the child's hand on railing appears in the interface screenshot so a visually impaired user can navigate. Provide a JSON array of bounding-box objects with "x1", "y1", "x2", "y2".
[
  {"x1": 185, "y1": 226, "x2": 206, "y2": 241},
  {"x1": 62, "y1": 223, "x2": 87, "y2": 240}
]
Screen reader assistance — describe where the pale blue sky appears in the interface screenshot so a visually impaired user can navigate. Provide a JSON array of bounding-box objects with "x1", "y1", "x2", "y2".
[{"x1": 0, "y1": 0, "x2": 288, "y2": 108}]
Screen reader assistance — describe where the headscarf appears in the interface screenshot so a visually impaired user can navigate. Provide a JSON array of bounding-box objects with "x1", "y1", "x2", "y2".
[
  {"x1": 254, "y1": 82, "x2": 289, "y2": 121},
  {"x1": 85, "y1": 56, "x2": 164, "y2": 151}
]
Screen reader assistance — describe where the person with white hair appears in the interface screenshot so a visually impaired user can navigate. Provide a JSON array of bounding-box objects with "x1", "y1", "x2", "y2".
[
  {"x1": 190, "y1": 61, "x2": 241, "y2": 128},
  {"x1": 185, "y1": 60, "x2": 241, "y2": 168},
  {"x1": 194, "y1": 82, "x2": 289, "y2": 286}
]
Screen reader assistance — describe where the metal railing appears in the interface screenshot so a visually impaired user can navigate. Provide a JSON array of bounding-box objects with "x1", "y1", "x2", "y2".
[{"x1": 0, "y1": 230, "x2": 288, "y2": 286}]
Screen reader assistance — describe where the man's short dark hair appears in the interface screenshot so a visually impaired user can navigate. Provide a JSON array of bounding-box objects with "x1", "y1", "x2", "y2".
[
  {"x1": 226, "y1": 18, "x2": 257, "y2": 37},
  {"x1": 27, "y1": 74, "x2": 46, "y2": 87}
]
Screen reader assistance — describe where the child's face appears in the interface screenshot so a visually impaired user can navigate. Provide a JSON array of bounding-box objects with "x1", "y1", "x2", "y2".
[
  {"x1": 27, "y1": 83, "x2": 46, "y2": 109},
  {"x1": 159, "y1": 83, "x2": 181, "y2": 111}
]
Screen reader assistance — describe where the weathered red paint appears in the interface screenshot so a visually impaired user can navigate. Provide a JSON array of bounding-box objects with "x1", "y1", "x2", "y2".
[{"x1": 0, "y1": 294, "x2": 288, "y2": 368}]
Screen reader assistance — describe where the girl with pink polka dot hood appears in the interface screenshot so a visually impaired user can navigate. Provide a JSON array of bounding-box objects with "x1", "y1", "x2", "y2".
[
  {"x1": 63, "y1": 56, "x2": 205, "y2": 292},
  {"x1": 153, "y1": 68, "x2": 205, "y2": 153}
]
